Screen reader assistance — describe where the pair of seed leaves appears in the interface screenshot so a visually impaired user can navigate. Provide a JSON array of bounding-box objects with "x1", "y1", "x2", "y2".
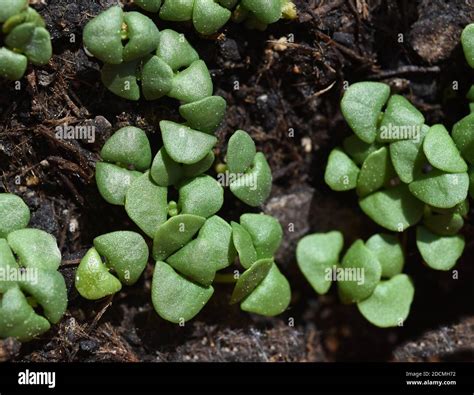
[
  {"x1": 75, "y1": 231, "x2": 149, "y2": 300},
  {"x1": 83, "y1": 7, "x2": 212, "y2": 102},
  {"x1": 296, "y1": 231, "x2": 414, "y2": 328},
  {"x1": 0, "y1": 4, "x2": 52, "y2": 80},
  {"x1": 152, "y1": 213, "x2": 290, "y2": 323},
  {"x1": 0, "y1": 194, "x2": 67, "y2": 342},
  {"x1": 135, "y1": 0, "x2": 296, "y2": 35},
  {"x1": 97, "y1": 126, "x2": 271, "y2": 231}
]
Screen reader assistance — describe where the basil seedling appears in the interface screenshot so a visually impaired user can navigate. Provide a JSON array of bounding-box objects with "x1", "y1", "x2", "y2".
[
  {"x1": 75, "y1": 231, "x2": 149, "y2": 299},
  {"x1": 297, "y1": 231, "x2": 413, "y2": 328},
  {"x1": 0, "y1": 1, "x2": 52, "y2": 80},
  {"x1": 325, "y1": 82, "x2": 472, "y2": 270},
  {"x1": 134, "y1": 0, "x2": 297, "y2": 35},
  {"x1": 0, "y1": 194, "x2": 67, "y2": 342}
]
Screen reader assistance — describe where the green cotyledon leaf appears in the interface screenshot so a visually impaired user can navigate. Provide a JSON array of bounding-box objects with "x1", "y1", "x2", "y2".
[
  {"x1": 470, "y1": 167, "x2": 474, "y2": 199},
  {"x1": 100, "y1": 126, "x2": 152, "y2": 171},
  {"x1": 151, "y1": 261, "x2": 214, "y2": 323},
  {"x1": 75, "y1": 248, "x2": 122, "y2": 300},
  {"x1": 179, "y1": 96, "x2": 227, "y2": 134},
  {"x1": 416, "y1": 226, "x2": 465, "y2": 271},
  {"x1": 343, "y1": 135, "x2": 381, "y2": 166},
  {"x1": 165, "y1": 237, "x2": 218, "y2": 286},
  {"x1": 356, "y1": 147, "x2": 396, "y2": 197},
  {"x1": 240, "y1": 263, "x2": 291, "y2": 316},
  {"x1": 240, "y1": 213, "x2": 282, "y2": 260},
  {"x1": 0, "y1": 47, "x2": 27, "y2": 80},
  {"x1": 461, "y1": 23, "x2": 474, "y2": 68},
  {"x1": 152, "y1": 214, "x2": 206, "y2": 261},
  {"x1": 340, "y1": 82, "x2": 390, "y2": 143},
  {"x1": 168, "y1": 60, "x2": 213, "y2": 103},
  {"x1": 160, "y1": 120, "x2": 217, "y2": 165},
  {"x1": 389, "y1": 124, "x2": 429, "y2": 184},
  {"x1": 365, "y1": 233, "x2": 404, "y2": 278},
  {"x1": 423, "y1": 124, "x2": 467, "y2": 173},
  {"x1": 359, "y1": 185, "x2": 424, "y2": 232},
  {"x1": 337, "y1": 240, "x2": 382, "y2": 304},
  {"x1": 7, "y1": 229, "x2": 61, "y2": 271},
  {"x1": 194, "y1": 215, "x2": 236, "y2": 270},
  {"x1": 0, "y1": 239, "x2": 18, "y2": 293},
  {"x1": 95, "y1": 162, "x2": 142, "y2": 206},
  {"x1": 178, "y1": 175, "x2": 224, "y2": 218},
  {"x1": 18, "y1": 268, "x2": 67, "y2": 324},
  {"x1": 231, "y1": 221, "x2": 258, "y2": 269},
  {"x1": 4, "y1": 22, "x2": 52, "y2": 65},
  {"x1": 324, "y1": 148, "x2": 360, "y2": 191},
  {"x1": 408, "y1": 170, "x2": 469, "y2": 209},
  {"x1": 101, "y1": 60, "x2": 141, "y2": 101},
  {"x1": 125, "y1": 172, "x2": 168, "y2": 238},
  {"x1": 357, "y1": 274, "x2": 414, "y2": 328},
  {"x1": 134, "y1": 0, "x2": 162, "y2": 13},
  {"x1": 423, "y1": 211, "x2": 464, "y2": 237},
  {"x1": 93, "y1": 231, "x2": 149, "y2": 286},
  {"x1": 2, "y1": 6, "x2": 46, "y2": 34},
  {"x1": 122, "y1": 11, "x2": 160, "y2": 62},
  {"x1": 377, "y1": 94, "x2": 425, "y2": 143},
  {"x1": 296, "y1": 231, "x2": 344, "y2": 295},
  {"x1": 193, "y1": 0, "x2": 232, "y2": 35},
  {"x1": 0, "y1": 0, "x2": 27, "y2": 23},
  {"x1": 241, "y1": 0, "x2": 284, "y2": 24},
  {"x1": 452, "y1": 112, "x2": 474, "y2": 164},
  {"x1": 141, "y1": 55, "x2": 174, "y2": 100},
  {"x1": 83, "y1": 6, "x2": 124, "y2": 64},
  {"x1": 159, "y1": 0, "x2": 194, "y2": 22},
  {"x1": 0, "y1": 193, "x2": 30, "y2": 238},
  {"x1": 226, "y1": 130, "x2": 256, "y2": 174},
  {"x1": 165, "y1": 216, "x2": 234, "y2": 285},
  {"x1": 0, "y1": 286, "x2": 51, "y2": 342},
  {"x1": 230, "y1": 258, "x2": 273, "y2": 304},
  {"x1": 156, "y1": 29, "x2": 199, "y2": 72},
  {"x1": 230, "y1": 152, "x2": 272, "y2": 207}
]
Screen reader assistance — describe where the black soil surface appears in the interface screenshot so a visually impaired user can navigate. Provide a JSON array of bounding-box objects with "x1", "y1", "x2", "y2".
[{"x1": 1, "y1": 0, "x2": 473, "y2": 362}]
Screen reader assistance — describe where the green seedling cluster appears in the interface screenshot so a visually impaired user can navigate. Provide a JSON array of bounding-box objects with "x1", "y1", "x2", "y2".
[
  {"x1": 0, "y1": 0, "x2": 52, "y2": 80},
  {"x1": 79, "y1": 122, "x2": 286, "y2": 323},
  {"x1": 78, "y1": 12, "x2": 289, "y2": 323},
  {"x1": 83, "y1": 7, "x2": 207, "y2": 101},
  {"x1": 0, "y1": 194, "x2": 67, "y2": 342},
  {"x1": 324, "y1": 81, "x2": 471, "y2": 272},
  {"x1": 134, "y1": 0, "x2": 297, "y2": 35},
  {"x1": 297, "y1": 232, "x2": 414, "y2": 328}
]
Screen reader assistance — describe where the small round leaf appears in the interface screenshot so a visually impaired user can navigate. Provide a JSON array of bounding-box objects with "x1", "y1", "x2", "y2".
[{"x1": 357, "y1": 274, "x2": 414, "y2": 328}]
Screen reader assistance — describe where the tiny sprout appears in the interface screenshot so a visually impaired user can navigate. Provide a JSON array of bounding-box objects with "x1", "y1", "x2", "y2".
[
  {"x1": 416, "y1": 226, "x2": 465, "y2": 271},
  {"x1": 83, "y1": 6, "x2": 159, "y2": 64},
  {"x1": 0, "y1": 193, "x2": 67, "y2": 342},
  {"x1": 357, "y1": 274, "x2": 414, "y2": 328},
  {"x1": 75, "y1": 231, "x2": 149, "y2": 300},
  {"x1": 340, "y1": 81, "x2": 390, "y2": 143},
  {"x1": 226, "y1": 130, "x2": 272, "y2": 207},
  {"x1": 296, "y1": 231, "x2": 412, "y2": 328},
  {"x1": 0, "y1": 2, "x2": 52, "y2": 80}
]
